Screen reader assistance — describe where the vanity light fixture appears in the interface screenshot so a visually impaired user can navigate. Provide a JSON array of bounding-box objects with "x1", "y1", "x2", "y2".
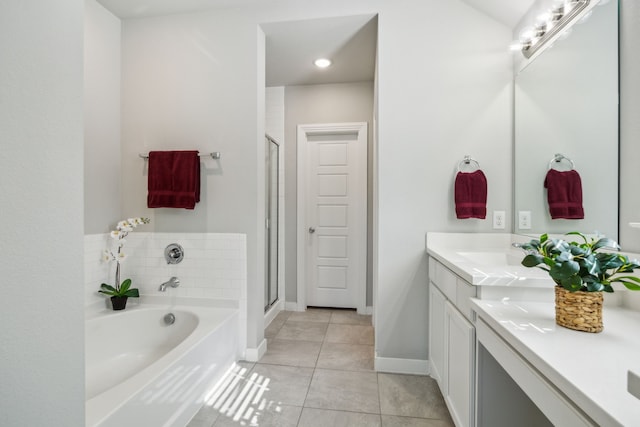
[
  {"x1": 511, "y1": 0, "x2": 596, "y2": 59},
  {"x1": 314, "y1": 58, "x2": 332, "y2": 68}
]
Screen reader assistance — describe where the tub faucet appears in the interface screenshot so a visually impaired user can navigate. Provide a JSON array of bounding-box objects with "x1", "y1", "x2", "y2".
[{"x1": 159, "y1": 276, "x2": 180, "y2": 292}]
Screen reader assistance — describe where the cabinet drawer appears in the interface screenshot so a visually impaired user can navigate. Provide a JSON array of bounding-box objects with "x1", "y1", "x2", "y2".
[{"x1": 432, "y1": 261, "x2": 457, "y2": 301}]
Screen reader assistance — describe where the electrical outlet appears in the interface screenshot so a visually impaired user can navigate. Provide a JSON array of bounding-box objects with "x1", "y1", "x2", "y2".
[
  {"x1": 493, "y1": 211, "x2": 506, "y2": 229},
  {"x1": 519, "y1": 211, "x2": 532, "y2": 230}
]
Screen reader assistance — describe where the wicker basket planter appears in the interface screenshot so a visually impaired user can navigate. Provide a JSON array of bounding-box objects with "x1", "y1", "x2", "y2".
[{"x1": 555, "y1": 286, "x2": 603, "y2": 333}]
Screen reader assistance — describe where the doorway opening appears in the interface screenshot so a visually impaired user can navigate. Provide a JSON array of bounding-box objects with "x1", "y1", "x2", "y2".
[{"x1": 261, "y1": 14, "x2": 378, "y2": 318}]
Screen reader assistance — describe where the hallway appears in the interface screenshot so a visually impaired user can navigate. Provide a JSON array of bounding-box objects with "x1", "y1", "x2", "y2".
[{"x1": 188, "y1": 308, "x2": 454, "y2": 426}]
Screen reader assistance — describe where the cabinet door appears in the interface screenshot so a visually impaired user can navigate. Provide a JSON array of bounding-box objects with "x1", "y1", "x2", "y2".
[
  {"x1": 429, "y1": 283, "x2": 446, "y2": 390},
  {"x1": 445, "y1": 301, "x2": 475, "y2": 427}
]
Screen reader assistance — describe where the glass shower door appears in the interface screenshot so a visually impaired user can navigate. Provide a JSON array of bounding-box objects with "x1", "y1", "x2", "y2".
[{"x1": 265, "y1": 136, "x2": 279, "y2": 311}]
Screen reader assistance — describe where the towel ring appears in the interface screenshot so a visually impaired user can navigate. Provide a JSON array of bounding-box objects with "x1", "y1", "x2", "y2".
[
  {"x1": 457, "y1": 155, "x2": 480, "y2": 172},
  {"x1": 548, "y1": 153, "x2": 575, "y2": 170}
]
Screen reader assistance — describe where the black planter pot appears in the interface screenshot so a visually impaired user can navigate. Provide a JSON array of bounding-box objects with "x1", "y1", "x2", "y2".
[{"x1": 110, "y1": 296, "x2": 128, "y2": 311}]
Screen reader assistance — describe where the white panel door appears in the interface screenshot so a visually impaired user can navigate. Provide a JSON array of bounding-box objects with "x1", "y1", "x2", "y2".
[{"x1": 297, "y1": 123, "x2": 367, "y2": 311}]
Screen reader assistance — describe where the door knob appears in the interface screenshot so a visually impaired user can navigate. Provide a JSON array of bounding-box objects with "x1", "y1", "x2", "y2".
[{"x1": 308, "y1": 227, "x2": 316, "y2": 234}]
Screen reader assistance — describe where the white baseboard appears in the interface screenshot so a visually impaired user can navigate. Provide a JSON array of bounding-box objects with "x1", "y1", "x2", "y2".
[
  {"x1": 285, "y1": 301, "x2": 300, "y2": 311},
  {"x1": 264, "y1": 300, "x2": 284, "y2": 327},
  {"x1": 244, "y1": 338, "x2": 267, "y2": 362},
  {"x1": 361, "y1": 306, "x2": 373, "y2": 315},
  {"x1": 375, "y1": 355, "x2": 430, "y2": 375}
]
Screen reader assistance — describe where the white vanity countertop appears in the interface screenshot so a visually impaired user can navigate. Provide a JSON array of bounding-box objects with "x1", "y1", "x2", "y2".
[
  {"x1": 472, "y1": 298, "x2": 640, "y2": 427},
  {"x1": 426, "y1": 232, "x2": 552, "y2": 287}
]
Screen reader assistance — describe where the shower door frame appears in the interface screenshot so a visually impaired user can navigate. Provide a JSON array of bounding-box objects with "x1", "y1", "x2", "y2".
[{"x1": 265, "y1": 135, "x2": 280, "y2": 312}]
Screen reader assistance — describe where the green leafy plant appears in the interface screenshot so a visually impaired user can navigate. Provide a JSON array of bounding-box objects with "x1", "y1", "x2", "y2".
[
  {"x1": 99, "y1": 278, "x2": 138, "y2": 298},
  {"x1": 517, "y1": 232, "x2": 640, "y2": 292},
  {"x1": 98, "y1": 217, "x2": 150, "y2": 298}
]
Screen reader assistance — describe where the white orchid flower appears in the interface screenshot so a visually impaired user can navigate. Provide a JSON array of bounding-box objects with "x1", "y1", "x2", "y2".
[
  {"x1": 117, "y1": 220, "x2": 133, "y2": 232},
  {"x1": 102, "y1": 250, "x2": 113, "y2": 262},
  {"x1": 100, "y1": 217, "x2": 150, "y2": 297}
]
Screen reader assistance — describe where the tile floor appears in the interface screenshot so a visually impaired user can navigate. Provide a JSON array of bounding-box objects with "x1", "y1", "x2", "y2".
[{"x1": 187, "y1": 308, "x2": 454, "y2": 427}]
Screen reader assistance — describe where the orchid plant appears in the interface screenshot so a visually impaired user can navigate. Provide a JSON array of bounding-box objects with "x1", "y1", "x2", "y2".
[{"x1": 98, "y1": 217, "x2": 150, "y2": 298}]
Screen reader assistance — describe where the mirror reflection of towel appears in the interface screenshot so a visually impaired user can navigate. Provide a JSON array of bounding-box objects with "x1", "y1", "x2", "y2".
[
  {"x1": 147, "y1": 151, "x2": 200, "y2": 209},
  {"x1": 544, "y1": 169, "x2": 584, "y2": 219},
  {"x1": 455, "y1": 170, "x2": 487, "y2": 219}
]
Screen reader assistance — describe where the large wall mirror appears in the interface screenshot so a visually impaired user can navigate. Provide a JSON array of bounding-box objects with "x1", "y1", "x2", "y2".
[{"x1": 514, "y1": 0, "x2": 618, "y2": 239}]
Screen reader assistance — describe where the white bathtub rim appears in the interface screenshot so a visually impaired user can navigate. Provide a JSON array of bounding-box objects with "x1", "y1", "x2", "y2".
[
  {"x1": 85, "y1": 294, "x2": 239, "y2": 318},
  {"x1": 85, "y1": 303, "x2": 238, "y2": 427}
]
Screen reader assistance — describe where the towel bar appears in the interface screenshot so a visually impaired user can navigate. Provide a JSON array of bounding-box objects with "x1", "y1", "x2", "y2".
[{"x1": 139, "y1": 152, "x2": 221, "y2": 160}]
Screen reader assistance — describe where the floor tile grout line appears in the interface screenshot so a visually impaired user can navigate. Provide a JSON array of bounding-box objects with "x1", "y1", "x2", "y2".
[{"x1": 296, "y1": 316, "x2": 325, "y2": 424}]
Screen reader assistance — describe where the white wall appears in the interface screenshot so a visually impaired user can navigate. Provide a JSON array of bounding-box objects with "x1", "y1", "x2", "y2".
[
  {"x1": 266, "y1": 86, "x2": 285, "y2": 144},
  {"x1": 84, "y1": 0, "x2": 122, "y2": 233},
  {"x1": 375, "y1": 3, "x2": 512, "y2": 362},
  {"x1": 115, "y1": 0, "x2": 512, "y2": 364},
  {"x1": 284, "y1": 81, "x2": 375, "y2": 306},
  {"x1": 120, "y1": 8, "x2": 267, "y2": 351},
  {"x1": 0, "y1": 1, "x2": 85, "y2": 425}
]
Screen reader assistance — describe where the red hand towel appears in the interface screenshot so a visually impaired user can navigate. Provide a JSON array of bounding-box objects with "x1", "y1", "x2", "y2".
[
  {"x1": 544, "y1": 169, "x2": 584, "y2": 219},
  {"x1": 147, "y1": 151, "x2": 200, "y2": 209},
  {"x1": 455, "y1": 170, "x2": 487, "y2": 219}
]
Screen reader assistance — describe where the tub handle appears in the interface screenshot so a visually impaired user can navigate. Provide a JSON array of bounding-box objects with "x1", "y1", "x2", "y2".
[
  {"x1": 164, "y1": 313, "x2": 176, "y2": 325},
  {"x1": 165, "y1": 243, "x2": 184, "y2": 264}
]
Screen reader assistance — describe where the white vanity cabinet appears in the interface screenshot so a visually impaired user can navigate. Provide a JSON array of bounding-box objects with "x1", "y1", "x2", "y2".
[{"x1": 429, "y1": 257, "x2": 476, "y2": 427}]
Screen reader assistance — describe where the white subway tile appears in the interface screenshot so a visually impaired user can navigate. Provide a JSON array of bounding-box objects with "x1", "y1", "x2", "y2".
[{"x1": 85, "y1": 232, "x2": 247, "y2": 307}]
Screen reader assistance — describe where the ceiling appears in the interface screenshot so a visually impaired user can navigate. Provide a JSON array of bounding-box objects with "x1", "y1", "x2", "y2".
[
  {"x1": 263, "y1": 15, "x2": 377, "y2": 87},
  {"x1": 462, "y1": 0, "x2": 535, "y2": 27},
  {"x1": 98, "y1": 0, "x2": 534, "y2": 27},
  {"x1": 97, "y1": 0, "x2": 266, "y2": 19},
  {"x1": 97, "y1": 0, "x2": 533, "y2": 86}
]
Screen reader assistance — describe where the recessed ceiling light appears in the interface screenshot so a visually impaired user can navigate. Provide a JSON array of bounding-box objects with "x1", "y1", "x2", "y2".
[{"x1": 314, "y1": 58, "x2": 332, "y2": 68}]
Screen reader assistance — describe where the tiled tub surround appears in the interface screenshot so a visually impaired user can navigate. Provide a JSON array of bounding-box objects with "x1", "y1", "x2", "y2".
[
  {"x1": 85, "y1": 231, "x2": 247, "y2": 351},
  {"x1": 85, "y1": 232, "x2": 247, "y2": 306}
]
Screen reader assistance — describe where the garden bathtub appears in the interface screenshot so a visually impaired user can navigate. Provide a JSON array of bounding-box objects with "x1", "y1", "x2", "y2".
[{"x1": 85, "y1": 301, "x2": 239, "y2": 427}]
